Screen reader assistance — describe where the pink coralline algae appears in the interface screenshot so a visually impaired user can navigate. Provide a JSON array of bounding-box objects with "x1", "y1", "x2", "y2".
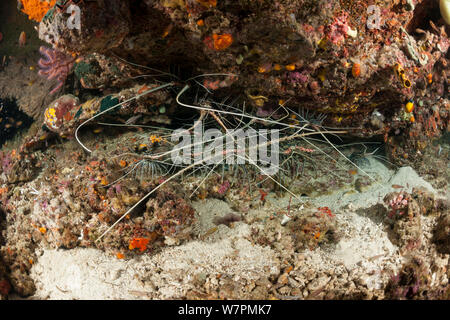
[
  {"x1": 38, "y1": 46, "x2": 76, "y2": 95},
  {"x1": 327, "y1": 12, "x2": 351, "y2": 45},
  {"x1": 387, "y1": 193, "x2": 409, "y2": 218},
  {"x1": 217, "y1": 180, "x2": 230, "y2": 195},
  {"x1": 0, "y1": 151, "x2": 13, "y2": 174},
  {"x1": 287, "y1": 71, "x2": 309, "y2": 86}
]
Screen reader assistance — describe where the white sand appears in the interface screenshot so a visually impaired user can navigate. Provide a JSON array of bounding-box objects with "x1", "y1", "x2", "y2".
[
  {"x1": 30, "y1": 220, "x2": 279, "y2": 299},
  {"x1": 27, "y1": 161, "x2": 438, "y2": 299}
]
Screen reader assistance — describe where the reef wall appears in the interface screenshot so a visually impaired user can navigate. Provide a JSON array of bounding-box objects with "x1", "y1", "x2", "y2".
[{"x1": 20, "y1": 0, "x2": 450, "y2": 163}]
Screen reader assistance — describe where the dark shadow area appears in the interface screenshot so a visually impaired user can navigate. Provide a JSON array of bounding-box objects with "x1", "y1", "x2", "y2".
[
  {"x1": 0, "y1": 98, "x2": 34, "y2": 148},
  {"x1": 407, "y1": 0, "x2": 442, "y2": 33}
]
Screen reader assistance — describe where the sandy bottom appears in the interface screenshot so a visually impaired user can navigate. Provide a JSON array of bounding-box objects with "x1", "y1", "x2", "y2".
[{"x1": 21, "y1": 155, "x2": 446, "y2": 300}]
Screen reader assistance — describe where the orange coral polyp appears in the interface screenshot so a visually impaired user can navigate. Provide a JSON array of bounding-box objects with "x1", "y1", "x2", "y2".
[
  {"x1": 352, "y1": 63, "x2": 361, "y2": 77},
  {"x1": 129, "y1": 238, "x2": 150, "y2": 252},
  {"x1": 21, "y1": 0, "x2": 57, "y2": 22},
  {"x1": 212, "y1": 33, "x2": 233, "y2": 51}
]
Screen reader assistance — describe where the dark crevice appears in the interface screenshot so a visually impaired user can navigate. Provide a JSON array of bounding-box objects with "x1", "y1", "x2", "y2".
[
  {"x1": 407, "y1": 0, "x2": 442, "y2": 33},
  {"x1": 0, "y1": 98, "x2": 34, "y2": 148}
]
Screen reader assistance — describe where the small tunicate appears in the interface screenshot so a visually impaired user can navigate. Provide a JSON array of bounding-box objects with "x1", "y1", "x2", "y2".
[
  {"x1": 405, "y1": 0, "x2": 415, "y2": 11},
  {"x1": 235, "y1": 54, "x2": 244, "y2": 65},
  {"x1": 370, "y1": 109, "x2": 385, "y2": 129},
  {"x1": 289, "y1": 13, "x2": 297, "y2": 25},
  {"x1": 280, "y1": 214, "x2": 291, "y2": 226},
  {"x1": 347, "y1": 27, "x2": 358, "y2": 38}
]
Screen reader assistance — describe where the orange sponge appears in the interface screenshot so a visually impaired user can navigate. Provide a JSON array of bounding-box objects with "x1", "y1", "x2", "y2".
[{"x1": 20, "y1": 0, "x2": 56, "y2": 22}]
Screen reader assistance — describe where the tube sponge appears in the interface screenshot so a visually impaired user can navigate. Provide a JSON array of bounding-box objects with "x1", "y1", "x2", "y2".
[
  {"x1": 20, "y1": 0, "x2": 56, "y2": 22},
  {"x1": 441, "y1": 0, "x2": 450, "y2": 25}
]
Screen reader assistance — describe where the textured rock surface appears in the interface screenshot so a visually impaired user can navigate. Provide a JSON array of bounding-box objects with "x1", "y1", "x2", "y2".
[
  {"x1": 31, "y1": 0, "x2": 448, "y2": 161},
  {"x1": 39, "y1": 0, "x2": 131, "y2": 54}
]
